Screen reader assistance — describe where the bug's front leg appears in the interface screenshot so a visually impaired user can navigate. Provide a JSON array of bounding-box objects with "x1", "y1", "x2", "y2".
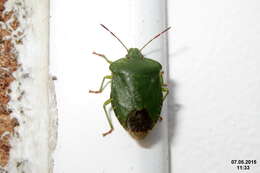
[
  {"x1": 93, "y1": 51, "x2": 113, "y2": 64},
  {"x1": 102, "y1": 98, "x2": 113, "y2": 136},
  {"x1": 89, "y1": 75, "x2": 112, "y2": 94}
]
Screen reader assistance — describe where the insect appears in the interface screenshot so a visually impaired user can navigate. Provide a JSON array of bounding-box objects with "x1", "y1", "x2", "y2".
[{"x1": 89, "y1": 24, "x2": 170, "y2": 140}]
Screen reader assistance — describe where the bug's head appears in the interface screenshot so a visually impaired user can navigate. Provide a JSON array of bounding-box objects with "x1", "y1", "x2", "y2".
[{"x1": 126, "y1": 48, "x2": 143, "y2": 59}]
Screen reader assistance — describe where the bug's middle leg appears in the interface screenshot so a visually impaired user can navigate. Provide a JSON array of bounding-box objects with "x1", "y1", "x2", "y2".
[
  {"x1": 102, "y1": 98, "x2": 114, "y2": 136},
  {"x1": 89, "y1": 75, "x2": 112, "y2": 94},
  {"x1": 160, "y1": 71, "x2": 169, "y2": 101},
  {"x1": 162, "y1": 87, "x2": 169, "y2": 101},
  {"x1": 160, "y1": 71, "x2": 168, "y2": 87}
]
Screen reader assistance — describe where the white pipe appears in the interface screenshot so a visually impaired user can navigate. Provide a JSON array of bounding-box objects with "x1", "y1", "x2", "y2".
[{"x1": 128, "y1": 0, "x2": 169, "y2": 173}]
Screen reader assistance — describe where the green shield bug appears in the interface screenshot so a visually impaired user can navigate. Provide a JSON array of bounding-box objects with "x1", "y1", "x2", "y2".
[{"x1": 90, "y1": 24, "x2": 170, "y2": 140}]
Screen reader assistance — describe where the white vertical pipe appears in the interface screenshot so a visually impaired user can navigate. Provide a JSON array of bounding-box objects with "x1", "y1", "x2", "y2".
[{"x1": 129, "y1": 0, "x2": 169, "y2": 173}]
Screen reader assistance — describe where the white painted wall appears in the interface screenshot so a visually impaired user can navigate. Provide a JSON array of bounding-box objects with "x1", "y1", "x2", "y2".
[{"x1": 168, "y1": 0, "x2": 260, "y2": 172}]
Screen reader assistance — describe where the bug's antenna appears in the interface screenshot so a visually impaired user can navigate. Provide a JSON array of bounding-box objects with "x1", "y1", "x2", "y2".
[
  {"x1": 140, "y1": 27, "x2": 171, "y2": 51},
  {"x1": 100, "y1": 24, "x2": 128, "y2": 52}
]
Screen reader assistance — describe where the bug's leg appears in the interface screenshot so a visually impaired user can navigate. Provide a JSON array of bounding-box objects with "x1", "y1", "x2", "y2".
[
  {"x1": 93, "y1": 51, "x2": 112, "y2": 64},
  {"x1": 89, "y1": 75, "x2": 112, "y2": 94},
  {"x1": 159, "y1": 116, "x2": 163, "y2": 122},
  {"x1": 160, "y1": 71, "x2": 168, "y2": 87},
  {"x1": 162, "y1": 87, "x2": 169, "y2": 101},
  {"x1": 102, "y1": 98, "x2": 114, "y2": 136},
  {"x1": 160, "y1": 71, "x2": 169, "y2": 101}
]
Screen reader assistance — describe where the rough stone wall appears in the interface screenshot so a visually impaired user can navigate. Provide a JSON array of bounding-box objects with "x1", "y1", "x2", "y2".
[{"x1": 0, "y1": 0, "x2": 24, "y2": 168}]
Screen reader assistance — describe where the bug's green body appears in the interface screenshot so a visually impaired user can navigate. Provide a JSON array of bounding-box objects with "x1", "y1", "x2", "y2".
[
  {"x1": 89, "y1": 25, "x2": 170, "y2": 140},
  {"x1": 110, "y1": 48, "x2": 163, "y2": 139}
]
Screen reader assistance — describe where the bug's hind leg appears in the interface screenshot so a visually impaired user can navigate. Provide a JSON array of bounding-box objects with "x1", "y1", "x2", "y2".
[
  {"x1": 89, "y1": 75, "x2": 112, "y2": 94},
  {"x1": 93, "y1": 51, "x2": 113, "y2": 64},
  {"x1": 102, "y1": 98, "x2": 114, "y2": 136},
  {"x1": 162, "y1": 87, "x2": 169, "y2": 101}
]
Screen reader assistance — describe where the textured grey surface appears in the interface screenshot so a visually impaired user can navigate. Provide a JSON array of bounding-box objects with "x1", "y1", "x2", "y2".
[{"x1": 1, "y1": 0, "x2": 55, "y2": 172}]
